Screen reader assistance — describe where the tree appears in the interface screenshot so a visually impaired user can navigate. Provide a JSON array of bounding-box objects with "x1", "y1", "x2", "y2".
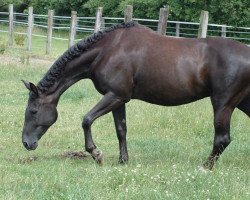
[
  {"x1": 0, "y1": 0, "x2": 29, "y2": 12},
  {"x1": 0, "y1": 0, "x2": 249, "y2": 27}
]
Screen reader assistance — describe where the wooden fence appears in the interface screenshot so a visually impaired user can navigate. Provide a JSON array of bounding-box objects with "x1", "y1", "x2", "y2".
[{"x1": 2, "y1": 4, "x2": 249, "y2": 54}]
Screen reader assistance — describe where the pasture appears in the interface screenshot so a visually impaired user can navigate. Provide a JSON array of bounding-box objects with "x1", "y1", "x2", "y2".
[{"x1": 0, "y1": 42, "x2": 249, "y2": 199}]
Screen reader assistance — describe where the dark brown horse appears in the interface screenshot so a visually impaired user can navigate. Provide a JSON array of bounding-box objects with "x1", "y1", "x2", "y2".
[{"x1": 22, "y1": 22, "x2": 250, "y2": 169}]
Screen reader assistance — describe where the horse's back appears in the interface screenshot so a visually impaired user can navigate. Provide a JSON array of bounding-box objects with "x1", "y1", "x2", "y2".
[{"x1": 91, "y1": 25, "x2": 250, "y2": 106}]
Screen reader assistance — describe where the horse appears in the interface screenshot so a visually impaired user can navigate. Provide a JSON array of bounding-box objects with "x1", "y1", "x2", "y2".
[{"x1": 22, "y1": 21, "x2": 250, "y2": 169}]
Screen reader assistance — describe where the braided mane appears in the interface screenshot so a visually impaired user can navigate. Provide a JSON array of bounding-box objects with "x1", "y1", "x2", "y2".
[{"x1": 37, "y1": 21, "x2": 138, "y2": 93}]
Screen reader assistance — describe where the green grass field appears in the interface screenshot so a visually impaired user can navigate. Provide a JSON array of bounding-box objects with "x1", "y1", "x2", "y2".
[{"x1": 0, "y1": 34, "x2": 249, "y2": 199}]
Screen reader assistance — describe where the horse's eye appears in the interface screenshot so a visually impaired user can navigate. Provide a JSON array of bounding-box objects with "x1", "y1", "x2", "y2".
[{"x1": 30, "y1": 109, "x2": 38, "y2": 114}]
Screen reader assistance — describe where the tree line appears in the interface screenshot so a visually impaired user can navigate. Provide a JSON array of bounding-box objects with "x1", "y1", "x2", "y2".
[{"x1": 1, "y1": 0, "x2": 250, "y2": 27}]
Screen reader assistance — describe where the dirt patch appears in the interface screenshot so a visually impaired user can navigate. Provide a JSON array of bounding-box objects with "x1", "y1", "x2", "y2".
[
  {"x1": 17, "y1": 151, "x2": 88, "y2": 164},
  {"x1": 62, "y1": 151, "x2": 88, "y2": 160},
  {"x1": 18, "y1": 156, "x2": 38, "y2": 164}
]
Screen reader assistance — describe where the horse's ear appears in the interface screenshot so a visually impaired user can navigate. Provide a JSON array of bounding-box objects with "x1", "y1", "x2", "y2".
[{"x1": 22, "y1": 80, "x2": 38, "y2": 96}]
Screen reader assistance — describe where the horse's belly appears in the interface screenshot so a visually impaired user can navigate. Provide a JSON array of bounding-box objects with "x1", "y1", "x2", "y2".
[
  {"x1": 132, "y1": 84, "x2": 209, "y2": 106},
  {"x1": 133, "y1": 94, "x2": 207, "y2": 106}
]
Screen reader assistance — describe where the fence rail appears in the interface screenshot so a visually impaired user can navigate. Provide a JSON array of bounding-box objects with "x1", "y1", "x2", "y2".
[{"x1": 0, "y1": 4, "x2": 249, "y2": 54}]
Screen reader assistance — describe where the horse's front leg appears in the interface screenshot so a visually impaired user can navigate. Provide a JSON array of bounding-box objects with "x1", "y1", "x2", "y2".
[
  {"x1": 112, "y1": 104, "x2": 128, "y2": 164},
  {"x1": 82, "y1": 92, "x2": 124, "y2": 165}
]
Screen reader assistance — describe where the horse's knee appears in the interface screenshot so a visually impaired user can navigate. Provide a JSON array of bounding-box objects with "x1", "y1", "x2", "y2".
[{"x1": 82, "y1": 116, "x2": 92, "y2": 129}]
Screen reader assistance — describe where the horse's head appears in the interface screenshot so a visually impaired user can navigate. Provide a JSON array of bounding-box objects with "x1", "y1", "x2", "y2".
[{"x1": 22, "y1": 80, "x2": 58, "y2": 150}]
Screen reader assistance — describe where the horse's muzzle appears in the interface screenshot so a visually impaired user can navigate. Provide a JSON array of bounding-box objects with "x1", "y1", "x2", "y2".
[{"x1": 23, "y1": 140, "x2": 38, "y2": 151}]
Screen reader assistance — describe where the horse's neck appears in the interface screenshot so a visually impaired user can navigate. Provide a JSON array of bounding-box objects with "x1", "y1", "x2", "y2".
[
  {"x1": 41, "y1": 47, "x2": 100, "y2": 104},
  {"x1": 44, "y1": 61, "x2": 90, "y2": 104}
]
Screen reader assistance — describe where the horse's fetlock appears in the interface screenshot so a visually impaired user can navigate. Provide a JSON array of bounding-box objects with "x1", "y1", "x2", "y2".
[
  {"x1": 85, "y1": 145, "x2": 95, "y2": 153},
  {"x1": 119, "y1": 155, "x2": 128, "y2": 164}
]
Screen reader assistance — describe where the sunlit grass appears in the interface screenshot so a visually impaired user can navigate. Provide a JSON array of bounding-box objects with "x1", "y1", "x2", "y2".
[{"x1": 0, "y1": 40, "x2": 249, "y2": 199}]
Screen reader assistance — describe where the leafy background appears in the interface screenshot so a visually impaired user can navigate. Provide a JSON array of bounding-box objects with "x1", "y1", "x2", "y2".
[{"x1": 0, "y1": 0, "x2": 250, "y2": 26}]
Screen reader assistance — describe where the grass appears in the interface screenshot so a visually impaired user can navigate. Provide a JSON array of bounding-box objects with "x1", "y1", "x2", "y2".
[
  {"x1": 0, "y1": 25, "x2": 90, "y2": 59},
  {"x1": 0, "y1": 35, "x2": 249, "y2": 200}
]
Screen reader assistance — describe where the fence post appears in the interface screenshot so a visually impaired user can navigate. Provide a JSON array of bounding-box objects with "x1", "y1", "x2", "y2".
[
  {"x1": 176, "y1": 23, "x2": 180, "y2": 37},
  {"x1": 46, "y1": 10, "x2": 54, "y2": 54},
  {"x1": 198, "y1": 10, "x2": 209, "y2": 38},
  {"x1": 157, "y1": 6, "x2": 169, "y2": 35},
  {"x1": 124, "y1": 5, "x2": 133, "y2": 22},
  {"x1": 8, "y1": 4, "x2": 14, "y2": 46},
  {"x1": 68, "y1": 11, "x2": 77, "y2": 48},
  {"x1": 221, "y1": 26, "x2": 226, "y2": 37},
  {"x1": 27, "y1": 6, "x2": 33, "y2": 51},
  {"x1": 101, "y1": 17, "x2": 105, "y2": 30},
  {"x1": 94, "y1": 7, "x2": 103, "y2": 33}
]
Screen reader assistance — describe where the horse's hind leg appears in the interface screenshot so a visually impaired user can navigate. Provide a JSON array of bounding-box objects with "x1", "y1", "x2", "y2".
[
  {"x1": 237, "y1": 94, "x2": 250, "y2": 117},
  {"x1": 112, "y1": 104, "x2": 128, "y2": 164},
  {"x1": 82, "y1": 92, "x2": 124, "y2": 165},
  {"x1": 203, "y1": 96, "x2": 235, "y2": 170}
]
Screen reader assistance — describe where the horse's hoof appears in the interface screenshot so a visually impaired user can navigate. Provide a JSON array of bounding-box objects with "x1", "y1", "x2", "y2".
[
  {"x1": 91, "y1": 149, "x2": 104, "y2": 166},
  {"x1": 197, "y1": 165, "x2": 209, "y2": 173},
  {"x1": 198, "y1": 161, "x2": 214, "y2": 172},
  {"x1": 202, "y1": 161, "x2": 214, "y2": 171},
  {"x1": 96, "y1": 151, "x2": 104, "y2": 166}
]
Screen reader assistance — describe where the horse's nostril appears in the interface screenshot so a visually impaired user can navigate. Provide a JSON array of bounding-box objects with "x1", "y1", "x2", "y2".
[{"x1": 23, "y1": 141, "x2": 29, "y2": 148}]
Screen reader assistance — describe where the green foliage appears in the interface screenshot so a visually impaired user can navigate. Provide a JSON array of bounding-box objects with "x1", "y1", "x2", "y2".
[
  {"x1": 82, "y1": 0, "x2": 250, "y2": 27},
  {"x1": 0, "y1": 38, "x2": 7, "y2": 54},
  {"x1": 83, "y1": 0, "x2": 121, "y2": 16},
  {"x1": 0, "y1": 1, "x2": 249, "y2": 26},
  {"x1": 117, "y1": 0, "x2": 166, "y2": 19},
  {"x1": 0, "y1": 0, "x2": 30, "y2": 12},
  {"x1": 14, "y1": 34, "x2": 25, "y2": 46},
  {"x1": 207, "y1": 0, "x2": 250, "y2": 26},
  {"x1": 0, "y1": 43, "x2": 6, "y2": 54},
  {"x1": 29, "y1": 0, "x2": 89, "y2": 15}
]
